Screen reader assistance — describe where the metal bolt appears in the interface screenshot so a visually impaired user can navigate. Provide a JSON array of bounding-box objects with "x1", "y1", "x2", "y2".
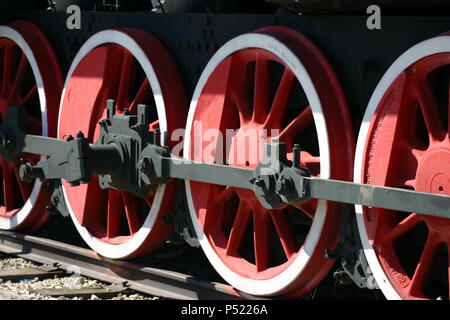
[
  {"x1": 19, "y1": 162, "x2": 34, "y2": 182},
  {"x1": 254, "y1": 177, "x2": 264, "y2": 187},
  {"x1": 138, "y1": 158, "x2": 152, "y2": 173},
  {"x1": 106, "y1": 99, "x2": 116, "y2": 119},
  {"x1": 123, "y1": 108, "x2": 130, "y2": 115},
  {"x1": 5, "y1": 139, "x2": 13, "y2": 150},
  {"x1": 293, "y1": 144, "x2": 301, "y2": 168},
  {"x1": 45, "y1": 204, "x2": 58, "y2": 216},
  {"x1": 0, "y1": 131, "x2": 13, "y2": 151},
  {"x1": 19, "y1": 162, "x2": 43, "y2": 183},
  {"x1": 76, "y1": 131, "x2": 84, "y2": 139},
  {"x1": 98, "y1": 119, "x2": 107, "y2": 129},
  {"x1": 66, "y1": 135, "x2": 74, "y2": 141},
  {"x1": 275, "y1": 176, "x2": 294, "y2": 196}
]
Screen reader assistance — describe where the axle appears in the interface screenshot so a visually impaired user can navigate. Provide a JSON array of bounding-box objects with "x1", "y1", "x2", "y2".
[{"x1": 1, "y1": 103, "x2": 450, "y2": 219}]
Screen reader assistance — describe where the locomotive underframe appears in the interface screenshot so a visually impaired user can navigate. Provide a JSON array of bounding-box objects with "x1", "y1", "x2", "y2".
[{"x1": 2, "y1": 10, "x2": 450, "y2": 291}]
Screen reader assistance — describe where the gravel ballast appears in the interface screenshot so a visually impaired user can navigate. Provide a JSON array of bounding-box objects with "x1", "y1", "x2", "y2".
[{"x1": 0, "y1": 256, "x2": 158, "y2": 300}]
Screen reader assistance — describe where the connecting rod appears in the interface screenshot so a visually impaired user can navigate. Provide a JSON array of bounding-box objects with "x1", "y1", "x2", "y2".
[{"x1": 1, "y1": 102, "x2": 450, "y2": 220}]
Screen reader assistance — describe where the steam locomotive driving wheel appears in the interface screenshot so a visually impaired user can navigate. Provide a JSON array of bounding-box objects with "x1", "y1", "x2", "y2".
[
  {"x1": 0, "y1": 21, "x2": 62, "y2": 231},
  {"x1": 58, "y1": 29, "x2": 187, "y2": 259},
  {"x1": 184, "y1": 26, "x2": 355, "y2": 297},
  {"x1": 356, "y1": 34, "x2": 450, "y2": 300}
]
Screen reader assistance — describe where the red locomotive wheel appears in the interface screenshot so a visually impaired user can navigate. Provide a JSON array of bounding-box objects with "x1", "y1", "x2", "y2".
[
  {"x1": 184, "y1": 26, "x2": 355, "y2": 296},
  {"x1": 0, "y1": 21, "x2": 62, "y2": 231},
  {"x1": 58, "y1": 29, "x2": 187, "y2": 259},
  {"x1": 356, "y1": 34, "x2": 450, "y2": 299}
]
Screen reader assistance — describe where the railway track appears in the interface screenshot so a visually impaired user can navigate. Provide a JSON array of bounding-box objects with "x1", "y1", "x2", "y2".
[
  {"x1": 0, "y1": 258, "x2": 141, "y2": 300},
  {"x1": 0, "y1": 231, "x2": 242, "y2": 300}
]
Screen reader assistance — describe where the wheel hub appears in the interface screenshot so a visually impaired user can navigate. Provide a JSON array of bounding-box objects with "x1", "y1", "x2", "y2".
[
  {"x1": 416, "y1": 146, "x2": 450, "y2": 231},
  {"x1": 416, "y1": 148, "x2": 450, "y2": 194}
]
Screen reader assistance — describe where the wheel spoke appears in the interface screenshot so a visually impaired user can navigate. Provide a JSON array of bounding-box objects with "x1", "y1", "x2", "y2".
[
  {"x1": 271, "y1": 210, "x2": 297, "y2": 259},
  {"x1": 116, "y1": 51, "x2": 136, "y2": 111},
  {"x1": 9, "y1": 52, "x2": 28, "y2": 100},
  {"x1": 199, "y1": 185, "x2": 223, "y2": 232},
  {"x1": 226, "y1": 202, "x2": 251, "y2": 255},
  {"x1": 12, "y1": 165, "x2": 31, "y2": 201},
  {"x1": 278, "y1": 106, "x2": 313, "y2": 141},
  {"x1": 254, "y1": 209, "x2": 270, "y2": 271},
  {"x1": 2, "y1": 163, "x2": 16, "y2": 211},
  {"x1": 409, "y1": 233, "x2": 439, "y2": 296},
  {"x1": 301, "y1": 152, "x2": 320, "y2": 165},
  {"x1": 264, "y1": 68, "x2": 295, "y2": 127},
  {"x1": 231, "y1": 88, "x2": 252, "y2": 124},
  {"x1": 412, "y1": 78, "x2": 446, "y2": 142},
  {"x1": 72, "y1": 178, "x2": 108, "y2": 227},
  {"x1": 20, "y1": 84, "x2": 37, "y2": 104},
  {"x1": 121, "y1": 192, "x2": 142, "y2": 235},
  {"x1": 149, "y1": 120, "x2": 159, "y2": 131},
  {"x1": 402, "y1": 179, "x2": 416, "y2": 189},
  {"x1": 291, "y1": 201, "x2": 315, "y2": 220},
  {"x1": 252, "y1": 55, "x2": 270, "y2": 123},
  {"x1": 129, "y1": 78, "x2": 150, "y2": 112},
  {"x1": 409, "y1": 145, "x2": 425, "y2": 162},
  {"x1": 385, "y1": 213, "x2": 421, "y2": 242},
  {"x1": 369, "y1": 74, "x2": 410, "y2": 186},
  {"x1": 107, "y1": 189, "x2": 124, "y2": 238},
  {"x1": 26, "y1": 116, "x2": 42, "y2": 135},
  {"x1": 286, "y1": 149, "x2": 320, "y2": 176},
  {"x1": 215, "y1": 186, "x2": 235, "y2": 203},
  {"x1": 301, "y1": 151, "x2": 320, "y2": 176},
  {"x1": 0, "y1": 46, "x2": 3, "y2": 92},
  {"x1": 1, "y1": 45, "x2": 13, "y2": 96}
]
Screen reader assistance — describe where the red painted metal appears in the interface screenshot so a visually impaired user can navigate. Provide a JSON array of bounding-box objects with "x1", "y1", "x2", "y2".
[
  {"x1": 187, "y1": 26, "x2": 354, "y2": 296},
  {"x1": 362, "y1": 52, "x2": 450, "y2": 299},
  {"x1": 58, "y1": 29, "x2": 187, "y2": 259},
  {"x1": 0, "y1": 21, "x2": 62, "y2": 231}
]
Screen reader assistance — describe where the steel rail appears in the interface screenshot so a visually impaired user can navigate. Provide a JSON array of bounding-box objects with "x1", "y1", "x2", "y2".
[{"x1": 0, "y1": 231, "x2": 243, "y2": 300}]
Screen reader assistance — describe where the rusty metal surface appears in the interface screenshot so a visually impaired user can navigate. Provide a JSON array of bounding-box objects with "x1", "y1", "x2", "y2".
[{"x1": 0, "y1": 231, "x2": 242, "y2": 300}]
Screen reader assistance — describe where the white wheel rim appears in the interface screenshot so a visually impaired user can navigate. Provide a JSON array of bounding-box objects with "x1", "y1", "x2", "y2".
[
  {"x1": 58, "y1": 30, "x2": 168, "y2": 259},
  {"x1": 0, "y1": 26, "x2": 47, "y2": 230},
  {"x1": 354, "y1": 35, "x2": 450, "y2": 300},
  {"x1": 184, "y1": 32, "x2": 331, "y2": 296}
]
